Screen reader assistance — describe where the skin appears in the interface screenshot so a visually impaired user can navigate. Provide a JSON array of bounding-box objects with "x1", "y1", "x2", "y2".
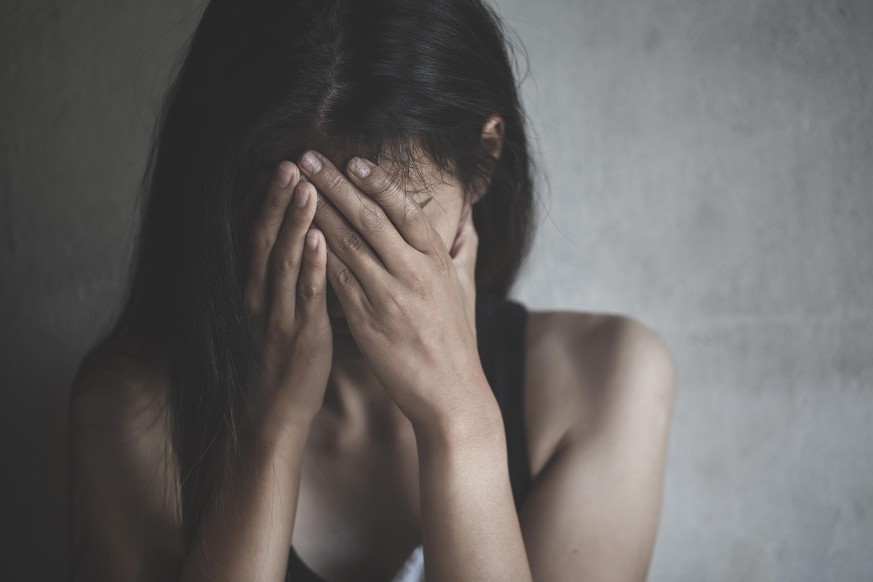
[
  {"x1": 69, "y1": 115, "x2": 678, "y2": 582},
  {"x1": 297, "y1": 146, "x2": 490, "y2": 434},
  {"x1": 291, "y1": 124, "x2": 531, "y2": 581}
]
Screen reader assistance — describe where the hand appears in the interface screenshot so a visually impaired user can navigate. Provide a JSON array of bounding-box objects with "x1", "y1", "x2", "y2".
[
  {"x1": 450, "y1": 203, "x2": 479, "y2": 345},
  {"x1": 243, "y1": 160, "x2": 333, "y2": 432},
  {"x1": 297, "y1": 151, "x2": 494, "y2": 434}
]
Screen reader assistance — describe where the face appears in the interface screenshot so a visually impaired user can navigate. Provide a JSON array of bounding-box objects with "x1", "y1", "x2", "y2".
[{"x1": 321, "y1": 149, "x2": 472, "y2": 336}]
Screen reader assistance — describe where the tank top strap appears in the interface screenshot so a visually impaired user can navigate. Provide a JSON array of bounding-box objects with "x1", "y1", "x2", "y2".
[{"x1": 475, "y1": 294, "x2": 533, "y2": 511}]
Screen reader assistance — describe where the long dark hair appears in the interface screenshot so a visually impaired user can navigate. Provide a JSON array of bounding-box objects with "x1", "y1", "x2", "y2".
[{"x1": 90, "y1": 0, "x2": 538, "y2": 551}]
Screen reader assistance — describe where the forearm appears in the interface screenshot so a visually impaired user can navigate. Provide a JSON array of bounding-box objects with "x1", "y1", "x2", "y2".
[
  {"x1": 178, "y1": 413, "x2": 311, "y2": 582},
  {"x1": 414, "y1": 389, "x2": 534, "y2": 582}
]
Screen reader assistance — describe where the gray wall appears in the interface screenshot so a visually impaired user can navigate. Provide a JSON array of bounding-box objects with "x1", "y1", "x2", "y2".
[{"x1": 2, "y1": 1, "x2": 870, "y2": 580}]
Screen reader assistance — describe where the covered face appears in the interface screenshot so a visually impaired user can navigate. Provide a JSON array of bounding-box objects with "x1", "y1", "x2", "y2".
[{"x1": 321, "y1": 147, "x2": 473, "y2": 324}]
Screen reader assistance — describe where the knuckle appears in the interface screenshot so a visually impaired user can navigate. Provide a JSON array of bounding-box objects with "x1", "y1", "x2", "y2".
[
  {"x1": 335, "y1": 263, "x2": 354, "y2": 287},
  {"x1": 370, "y1": 175, "x2": 393, "y2": 198},
  {"x1": 339, "y1": 229, "x2": 365, "y2": 253},
  {"x1": 314, "y1": 190, "x2": 330, "y2": 212},
  {"x1": 406, "y1": 269, "x2": 429, "y2": 298},
  {"x1": 296, "y1": 279, "x2": 322, "y2": 302},
  {"x1": 385, "y1": 286, "x2": 406, "y2": 315},
  {"x1": 359, "y1": 206, "x2": 387, "y2": 235},
  {"x1": 325, "y1": 170, "x2": 346, "y2": 192},
  {"x1": 272, "y1": 252, "x2": 299, "y2": 275},
  {"x1": 404, "y1": 204, "x2": 425, "y2": 226}
]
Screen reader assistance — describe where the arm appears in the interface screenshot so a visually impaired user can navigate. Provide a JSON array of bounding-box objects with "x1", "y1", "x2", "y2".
[
  {"x1": 178, "y1": 412, "x2": 313, "y2": 582},
  {"x1": 69, "y1": 352, "x2": 183, "y2": 582},
  {"x1": 68, "y1": 353, "x2": 315, "y2": 582},
  {"x1": 291, "y1": 153, "x2": 675, "y2": 580},
  {"x1": 520, "y1": 316, "x2": 677, "y2": 582},
  {"x1": 411, "y1": 315, "x2": 676, "y2": 582},
  {"x1": 291, "y1": 150, "x2": 532, "y2": 581},
  {"x1": 414, "y1": 391, "x2": 533, "y2": 582},
  {"x1": 70, "y1": 159, "x2": 335, "y2": 582}
]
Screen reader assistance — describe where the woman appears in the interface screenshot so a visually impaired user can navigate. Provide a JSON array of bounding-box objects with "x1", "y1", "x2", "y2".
[{"x1": 68, "y1": 0, "x2": 677, "y2": 581}]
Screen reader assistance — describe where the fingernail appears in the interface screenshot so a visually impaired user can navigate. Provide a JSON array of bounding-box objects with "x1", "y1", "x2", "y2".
[
  {"x1": 295, "y1": 183, "x2": 310, "y2": 208},
  {"x1": 349, "y1": 157, "x2": 371, "y2": 178},
  {"x1": 300, "y1": 151, "x2": 322, "y2": 174},
  {"x1": 307, "y1": 230, "x2": 319, "y2": 250},
  {"x1": 277, "y1": 162, "x2": 294, "y2": 187}
]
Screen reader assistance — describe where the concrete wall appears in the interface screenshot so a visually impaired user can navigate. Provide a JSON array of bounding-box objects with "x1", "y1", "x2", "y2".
[{"x1": 2, "y1": 1, "x2": 870, "y2": 580}]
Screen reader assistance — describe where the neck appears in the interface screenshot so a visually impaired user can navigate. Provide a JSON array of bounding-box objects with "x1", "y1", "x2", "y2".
[{"x1": 317, "y1": 354, "x2": 410, "y2": 444}]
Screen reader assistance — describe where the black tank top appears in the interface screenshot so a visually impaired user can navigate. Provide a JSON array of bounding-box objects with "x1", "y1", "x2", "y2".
[{"x1": 286, "y1": 295, "x2": 533, "y2": 581}]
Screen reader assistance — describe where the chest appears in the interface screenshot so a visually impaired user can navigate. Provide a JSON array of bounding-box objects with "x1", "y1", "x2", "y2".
[
  {"x1": 291, "y1": 426, "x2": 423, "y2": 582},
  {"x1": 290, "y1": 311, "x2": 579, "y2": 581}
]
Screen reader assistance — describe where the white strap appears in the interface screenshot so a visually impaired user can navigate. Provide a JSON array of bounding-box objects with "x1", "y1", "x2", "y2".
[{"x1": 389, "y1": 544, "x2": 425, "y2": 582}]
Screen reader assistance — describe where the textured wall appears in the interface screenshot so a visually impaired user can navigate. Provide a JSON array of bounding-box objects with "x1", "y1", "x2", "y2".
[{"x1": 1, "y1": 1, "x2": 870, "y2": 580}]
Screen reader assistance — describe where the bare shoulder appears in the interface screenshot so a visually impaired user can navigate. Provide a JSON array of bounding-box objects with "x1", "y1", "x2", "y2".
[
  {"x1": 71, "y1": 337, "x2": 172, "y2": 427},
  {"x1": 70, "y1": 334, "x2": 178, "y2": 495},
  {"x1": 524, "y1": 309, "x2": 677, "y2": 479},
  {"x1": 70, "y1": 336, "x2": 181, "y2": 579}
]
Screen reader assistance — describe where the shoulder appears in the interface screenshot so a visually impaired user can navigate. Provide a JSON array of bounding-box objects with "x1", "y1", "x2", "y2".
[
  {"x1": 523, "y1": 309, "x2": 677, "y2": 478},
  {"x1": 518, "y1": 308, "x2": 676, "y2": 578},
  {"x1": 71, "y1": 336, "x2": 173, "y2": 441},
  {"x1": 70, "y1": 334, "x2": 177, "y2": 491},
  {"x1": 69, "y1": 337, "x2": 181, "y2": 579}
]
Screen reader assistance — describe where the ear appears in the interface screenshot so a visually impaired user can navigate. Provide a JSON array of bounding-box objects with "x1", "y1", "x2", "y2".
[
  {"x1": 481, "y1": 113, "x2": 504, "y2": 160},
  {"x1": 471, "y1": 114, "x2": 505, "y2": 204}
]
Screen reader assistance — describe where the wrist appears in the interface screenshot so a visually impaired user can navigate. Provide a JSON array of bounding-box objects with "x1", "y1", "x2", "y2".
[
  {"x1": 242, "y1": 399, "x2": 315, "y2": 461},
  {"x1": 412, "y1": 385, "x2": 504, "y2": 457}
]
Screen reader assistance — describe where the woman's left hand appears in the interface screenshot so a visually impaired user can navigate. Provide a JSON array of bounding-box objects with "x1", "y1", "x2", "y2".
[{"x1": 296, "y1": 150, "x2": 497, "y2": 437}]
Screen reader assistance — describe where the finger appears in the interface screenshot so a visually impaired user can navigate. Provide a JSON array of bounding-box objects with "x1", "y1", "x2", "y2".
[
  {"x1": 346, "y1": 156, "x2": 446, "y2": 258},
  {"x1": 349, "y1": 157, "x2": 447, "y2": 255},
  {"x1": 266, "y1": 178, "x2": 317, "y2": 335},
  {"x1": 295, "y1": 227, "x2": 330, "y2": 327},
  {"x1": 244, "y1": 161, "x2": 300, "y2": 319},
  {"x1": 323, "y1": 239, "x2": 370, "y2": 330},
  {"x1": 300, "y1": 174, "x2": 388, "y2": 296},
  {"x1": 298, "y1": 151, "x2": 414, "y2": 277}
]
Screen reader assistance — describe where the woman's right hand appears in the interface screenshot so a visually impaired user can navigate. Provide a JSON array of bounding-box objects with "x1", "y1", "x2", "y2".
[{"x1": 243, "y1": 160, "x2": 333, "y2": 432}]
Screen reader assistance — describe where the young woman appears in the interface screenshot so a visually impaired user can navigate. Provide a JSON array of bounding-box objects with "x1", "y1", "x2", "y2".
[{"x1": 68, "y1": 1, "x2": 677, "y2": 581}]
